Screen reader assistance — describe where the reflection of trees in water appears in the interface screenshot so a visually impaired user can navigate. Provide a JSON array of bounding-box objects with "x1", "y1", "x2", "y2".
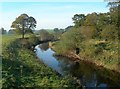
[
  {"x1": 54, "y1": 56, "x2": 74, "y2": 75},
  {"x1": 71, "y1": 61, "x2": 98, "y2": 86},
  {"x1": 95, "y1": 68, "x2": 120, "y2": 87},
  {"x1": 70, "y1": 61, "x2": 120, "y2": 87},
  {"x1": 54, "y1": 56, "x2": 107, "y2": 88},
  {"x1": 54, "y1": 55, "x2": 120, "y2": 87},
  {"x1": 71, "y1": 62, "x2": 111, "y2": 88},
  {"x1": 39, "y1": 43, "x2": 49, "y2": 51}
]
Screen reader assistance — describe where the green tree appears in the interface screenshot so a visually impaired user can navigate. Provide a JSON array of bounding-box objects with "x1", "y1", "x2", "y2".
[
  {"x1": 80, "y1": 26, "x2": 96, "y2": 39},
  {"x1": 38, "y1": 29, "x2": 54, "y2": 41},
  {"x1": 84, "y1": 12, "x2": 98, "y2": 26},
  {"x1": 53, "y1": 28, "x2": 65, "y2": 40},
  {"x1": 0, "y1": 28, "x2": 7, "y2": 34},
  {"x1": 11, "y1": 14, "x2": 37, "y2": 38},
  {"x1": 8, "y1": 29, "x2": 15, "y2": 34},
  {"x1": 72, "y1": 14, "x2": 85, "y2": 27},
  {"x1": 100, "y1": 25, "x2": 118, "y2": 40},
  {"x1": 107, "y1": 1, "x2": 120, "y2": 12},
  {"x1": 53, "y1": 28, "x2": 59, "y2": 33},
  {"x1": 65, "y1": 26, "x2": 73, "y2": 32},
  {"x1": 55, "y1": 28, "x2": 84, "y2": 53},
  {"x1": 107, "y1": 0, "x2": 120, "y2": 27}
]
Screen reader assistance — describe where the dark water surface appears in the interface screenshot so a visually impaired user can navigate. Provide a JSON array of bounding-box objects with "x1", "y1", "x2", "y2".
[{"x1": 35, "y1": 43, "x2": 120, "y2": 89}]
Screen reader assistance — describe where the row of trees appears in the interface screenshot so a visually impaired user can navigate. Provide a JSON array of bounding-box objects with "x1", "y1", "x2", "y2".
[
  {"x1": 3, "y1": 14, "x2": 65, "y2": 41},
  {"x1": 37, "y1": 29, "x2": 54, "y2": 41},
  {"x1": 53, "y1": 26, "x2": 73, "y2": 39},
  {"x1": 55, "y1": 1, "x2": 119, "y2": 54},
  {"x1": 0, "y1": 28, "x2": 16, "y2": 34},
  {"x1": 72, "y1": 7, "x2": 119, "y2": 40},
  {"x1": 1, "y1": 12, "x2": 73, "y2": 42},
  {"x1": 2, "y1": 1, "x2": 119, "y2": 41}
]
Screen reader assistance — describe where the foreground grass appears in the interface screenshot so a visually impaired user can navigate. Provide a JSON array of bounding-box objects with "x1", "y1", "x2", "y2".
[{"x1": 2, "y1": 35, "x2": 81, "y2": 88}]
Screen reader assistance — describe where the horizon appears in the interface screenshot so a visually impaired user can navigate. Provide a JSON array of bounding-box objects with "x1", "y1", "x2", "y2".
[{"x1": 1, "y1": 2, "x2": 109, "y2": 31}]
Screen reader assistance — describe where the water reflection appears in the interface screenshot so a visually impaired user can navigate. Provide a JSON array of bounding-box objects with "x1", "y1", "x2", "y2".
[
  {"x1": 55, "y1": 57, "x2": 107, "y2": 88},
  {"x1": 54, "y1": 56, "x2": 74, "y2": 75},
  {"x1": 35, "y1": 43, "x2": 120, "y2": 89},
  {"x1": 39, "y1": 43, "x2": 49, "y2": 51}
]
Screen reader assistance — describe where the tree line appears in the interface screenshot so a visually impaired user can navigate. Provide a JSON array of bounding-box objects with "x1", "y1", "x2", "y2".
[
  {"x1": 1, "y1": 1, "x2": 119, "y2": 42},
  {"x1": 53, "y1": 1, "x2": 120, "y2": 72}
]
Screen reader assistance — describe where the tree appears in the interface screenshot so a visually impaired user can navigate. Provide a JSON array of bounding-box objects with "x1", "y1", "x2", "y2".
[
  {"x1": 11, "y1": 14, "x2": 37, "y2": 38},
  {"x1": 97, "y1": 13, "x2": 111, "y2": 28},
  {"x1": 53, "y1": 28, "x2": 64, "y2": 40},
  {"x1": 8, "y1": 29, "x2": 15, "y2": 34},
  {"x1": 80, "y1": 26, "x2": 96, "y2": 39},
  {"x1": 53, "y1": 28, "x2": 59, "y2": 33},
  {"x1": 0, "y1": 28, "x2": 7, "y2": 34},
  {"x1": 59, "y1": 29, "x2": 65, "y2": 34},
  {"x1": 100, "y1": 25, "x2": 118, "y2": 40},
  {"x1": 53, "y1": 28, "x2": 65, "y2": 34},
  {"x1": 72, "y1": 14, "x2": 85, "y2": 27},
  {"x1": 107, "y1": 1, "x2": 120, "y2": 12},
  {"x1": 38, "y1": 29, "x2": 54, "y2": 41},
  {"x1": 107, "y1": 1, "x2": 120, "y2": 26},
  {"x1": 84, "y1": 12, "x2": 98, "y2": 26},
  {"x1": 56, "y1": 28, "x2": 84, "y2": 53},
  {"x1": 65, "y1": 26, "x2": 73, "y2": 32}
]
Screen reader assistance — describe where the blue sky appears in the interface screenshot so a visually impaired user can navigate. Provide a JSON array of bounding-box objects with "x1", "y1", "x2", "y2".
[{"x1": 0, "y1": 2, "x2": 109, "y2": 31}]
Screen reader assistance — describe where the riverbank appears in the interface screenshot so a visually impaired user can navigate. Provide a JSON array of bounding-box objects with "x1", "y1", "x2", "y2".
[
  {"x1": 2, "y1": 35, "x2": 82, "y2": 88},
  {"x1": 50, "y1": 41, "x2": 120, "y2": 85},
  {"x1": 53, "y1": 51, "x2": 120, "y2": 86},
  {"x1": 51, "y1": 40, "x2": 119, "y2": 73}
]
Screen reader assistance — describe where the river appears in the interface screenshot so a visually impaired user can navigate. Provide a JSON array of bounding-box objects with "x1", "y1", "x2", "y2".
[{"x1": 34, "y1": 43, "x2": 120, "y2": 89}]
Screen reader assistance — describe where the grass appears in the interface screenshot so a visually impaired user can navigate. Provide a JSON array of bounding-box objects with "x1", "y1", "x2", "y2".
[{"x1": 2, "y1": 34, "x2": 82, "y2": 88}]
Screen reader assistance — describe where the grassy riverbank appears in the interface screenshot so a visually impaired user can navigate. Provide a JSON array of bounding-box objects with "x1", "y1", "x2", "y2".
[
  {"x1": 53, "y1": 38, "x2": 119, "y2": 73},
  {"x1": 51, "y1": 39, "x2": 120, "y2": 86},
  {"x1": 2, "y1": 35, "x2": 82, "y2": 88}
]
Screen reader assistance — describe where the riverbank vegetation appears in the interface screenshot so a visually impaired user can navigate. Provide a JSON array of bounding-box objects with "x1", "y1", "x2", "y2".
[
  {"x1": 1, "y1": 1, "x2": 120, "y2": 88},
  {"x1": 2, "y1": 35, "x2": 82, "y2": 88},
  {"x1": 54, "y1": 2, "x2": 120, "y2": 72}
]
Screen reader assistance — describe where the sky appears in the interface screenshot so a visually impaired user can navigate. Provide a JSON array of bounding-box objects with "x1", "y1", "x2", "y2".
[{"x1": 0, "y1": 1, "x2": 109, "y2": 31}]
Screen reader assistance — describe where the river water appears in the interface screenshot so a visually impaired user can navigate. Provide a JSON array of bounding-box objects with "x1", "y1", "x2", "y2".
[{"x1": 35, "y1": 43, "x2": 120, "y2": 89}]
